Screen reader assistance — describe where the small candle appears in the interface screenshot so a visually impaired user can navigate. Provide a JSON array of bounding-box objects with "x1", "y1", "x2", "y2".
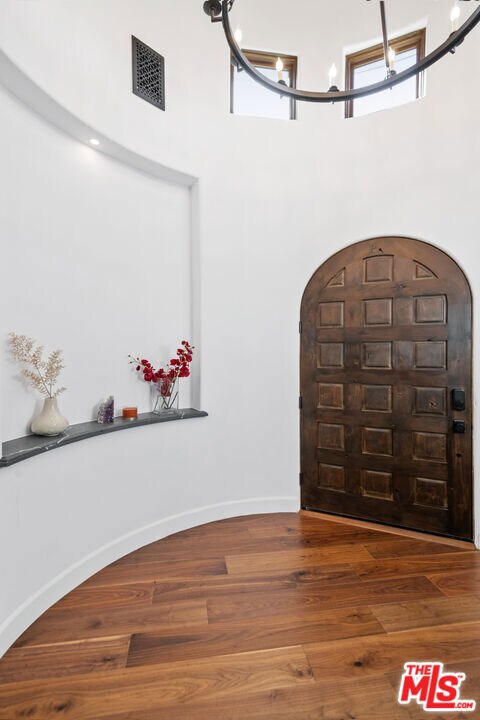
[
  {"x1": 328, "y1": 63, "x2": 337, "y2": 88},
  {"x1": 450, "y1": 5, "x2": 460, "y2": 32},
  {"x1": 123, "y1": 407, "x2": 138, "y2": 421},
  {"x1": 388, "y1": 47, "x2": 396, "y2": 72},
  {"x1": 276, "y1": 57, "x2": 284, "y2": 82}
]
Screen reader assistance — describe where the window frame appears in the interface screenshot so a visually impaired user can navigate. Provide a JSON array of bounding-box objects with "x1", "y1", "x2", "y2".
[
  {"x1": 230, "y1": 49, "x2": 298, "y2": 120},
  {"x1": 345, "y1": 29, "x2": 426, "y2": 119}
]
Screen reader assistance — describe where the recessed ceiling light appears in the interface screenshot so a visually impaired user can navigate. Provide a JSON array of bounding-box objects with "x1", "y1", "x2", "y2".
[{"x1": 89, "y1": 138, "x2": 100, "y2": 146}]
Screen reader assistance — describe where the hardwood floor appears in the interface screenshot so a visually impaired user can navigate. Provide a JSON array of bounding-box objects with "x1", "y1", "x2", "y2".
[{"x1": 0, "y1": 511, "x2": 479, "y2": 719}]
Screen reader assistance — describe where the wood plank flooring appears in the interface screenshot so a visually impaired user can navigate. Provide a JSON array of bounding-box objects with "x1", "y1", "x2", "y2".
[{"x1": 0, "y1": 511, "x2": 479, "y2": 719}]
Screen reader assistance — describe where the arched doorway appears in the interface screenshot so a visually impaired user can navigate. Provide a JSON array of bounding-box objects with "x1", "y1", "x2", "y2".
[{"x1": 300, "y1": 237, "x2": 473, "y2": 540}]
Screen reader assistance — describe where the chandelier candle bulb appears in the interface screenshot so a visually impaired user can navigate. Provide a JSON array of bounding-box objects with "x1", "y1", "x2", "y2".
[
  {"x1": 328, "y1": 62, "x2": 338, "y2": 88},
  {"x1": 451, "y1": 5, "x2": 461, "y2": 32},
  {"x1": 388, "y1": 47, "x2": 396, "y2": 72},
  {"x1": 122, "y1": 407, "x2": 138, "y2": 421},
  {"x1": 276, "y1": 57, "x2": 284, "y2": 81},
  {"x1": 234, "y1": 26, "x2": 242, "y2": 44}
]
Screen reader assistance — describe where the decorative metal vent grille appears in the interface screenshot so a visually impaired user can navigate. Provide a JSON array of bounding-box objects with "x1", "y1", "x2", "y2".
[{"x1": 132, "y1": 36, "x2": 165, "y2": 110}]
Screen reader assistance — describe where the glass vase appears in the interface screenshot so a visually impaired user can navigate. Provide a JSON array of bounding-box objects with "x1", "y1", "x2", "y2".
[{"x1": 152, "y1": 378, "x2": 179, "y2": 415}]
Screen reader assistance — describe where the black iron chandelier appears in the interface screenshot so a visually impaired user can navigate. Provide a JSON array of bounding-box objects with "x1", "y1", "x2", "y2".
[{"x1": 203, "y1": 0, "x2": 480, "y2": 104}]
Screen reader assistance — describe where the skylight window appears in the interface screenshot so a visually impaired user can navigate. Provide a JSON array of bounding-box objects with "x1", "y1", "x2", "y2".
[
  {"x1": 345, "y1": 29, "x2": 426, "y2": 118},
  {"x1": 230, "y1": 50, "x2": 297, "y2": 120}
]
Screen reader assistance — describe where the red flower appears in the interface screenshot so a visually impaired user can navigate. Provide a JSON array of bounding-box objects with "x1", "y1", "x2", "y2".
[{"x1": 130, "y1": 341, "x2": 195, "y2": 387}]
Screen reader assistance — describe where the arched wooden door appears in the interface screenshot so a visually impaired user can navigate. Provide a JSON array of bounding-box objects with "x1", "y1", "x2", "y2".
[{"x1": 300, "y1": 237, "x2": 472, "y2": 540}]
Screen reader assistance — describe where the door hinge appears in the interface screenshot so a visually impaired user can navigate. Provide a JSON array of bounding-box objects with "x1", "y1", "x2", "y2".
[
  {"x1": 299, "y1": 396, "x2": 303, "y2": 410},
  {"x1": 299, "y1": 472, "x2": 304, "y2": 486},
  {"x1": 299, "y1": 321, "x2": 302, "y2": 334}
]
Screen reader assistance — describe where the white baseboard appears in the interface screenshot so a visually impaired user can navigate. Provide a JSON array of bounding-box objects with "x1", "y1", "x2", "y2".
[{"x1": 0, "y1": 496, "x2": 299, "y2": 658}]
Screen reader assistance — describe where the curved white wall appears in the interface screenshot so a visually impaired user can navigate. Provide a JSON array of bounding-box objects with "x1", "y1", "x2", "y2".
[{"x1": 0, "y1": 0, "x2": 479, "y2": 656}]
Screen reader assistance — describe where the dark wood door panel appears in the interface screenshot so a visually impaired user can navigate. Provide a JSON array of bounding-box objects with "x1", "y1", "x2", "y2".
[
  {"x1": 301, "y1": 237, "x2": 472, "y2": 540},
  {"x1": 301, "y1": 485, "x2": 453, "y2": 537},
  {"x1": 312, "y1": 410, "x2": 450, "y2": 432}
]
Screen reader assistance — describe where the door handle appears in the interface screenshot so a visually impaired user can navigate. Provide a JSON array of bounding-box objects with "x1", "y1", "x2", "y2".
[
  {"x1": 453, "y1": 420, "x2": 466, "y2": 434},
  {"x1": 452, "y1": 389, "x2": 466, "y2": 412}
]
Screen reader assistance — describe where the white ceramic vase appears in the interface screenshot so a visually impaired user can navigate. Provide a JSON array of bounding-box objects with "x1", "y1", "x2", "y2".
[{"x1": 31, "y1": 397, "x2": 69, "y2": 436}]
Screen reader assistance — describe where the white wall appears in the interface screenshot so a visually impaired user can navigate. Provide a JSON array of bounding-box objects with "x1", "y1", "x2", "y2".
[
  {"x1": 0, "y1": 87, "x2": 193, "y2": 438},
  {"x1": 0, "y1": 0, "x2": 479, "y2": 655}
]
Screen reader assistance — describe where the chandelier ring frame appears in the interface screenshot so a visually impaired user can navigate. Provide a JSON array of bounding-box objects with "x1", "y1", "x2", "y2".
[{"x1": 206, "y1": 0, "x2": 480, "y2": 104}]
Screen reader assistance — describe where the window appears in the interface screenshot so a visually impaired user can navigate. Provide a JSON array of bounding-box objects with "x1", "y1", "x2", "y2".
[
  {"x1": 230, "y1": 50, "x2": 297, "y2": 120},
  {"x1": 345, "y1": 29, "x2": 426, "y2": 119}
]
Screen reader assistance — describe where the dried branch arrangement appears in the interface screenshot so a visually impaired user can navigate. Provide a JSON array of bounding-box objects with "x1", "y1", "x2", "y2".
[{"x1": 8, "y1": 333, "x2": 66, "y2": 398}]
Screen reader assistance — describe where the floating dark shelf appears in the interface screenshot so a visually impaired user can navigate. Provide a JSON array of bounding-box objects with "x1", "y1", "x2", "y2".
[{"x1": 0, "y1": 409, "x2": 208, "y2": 468}]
